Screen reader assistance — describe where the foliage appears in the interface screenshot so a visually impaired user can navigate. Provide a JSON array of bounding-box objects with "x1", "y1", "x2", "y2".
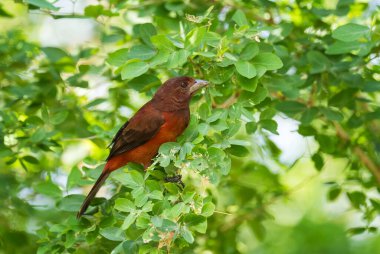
[{"x1": 1, "y1": 0, "x2": 380, "y2": 253}]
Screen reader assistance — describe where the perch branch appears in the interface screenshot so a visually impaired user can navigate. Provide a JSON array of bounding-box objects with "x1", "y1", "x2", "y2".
[{"x1": 334, "y1": 122, "x2": 380, "y2": 184}]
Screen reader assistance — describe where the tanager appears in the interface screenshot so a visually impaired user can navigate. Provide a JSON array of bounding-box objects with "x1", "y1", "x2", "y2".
[{"x1": 77, "y1": 77, "x2": 208, "y2": 218}]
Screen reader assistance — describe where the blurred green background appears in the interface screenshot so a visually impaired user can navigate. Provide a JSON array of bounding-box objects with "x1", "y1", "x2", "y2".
[{"x1": 1, "y1": 0, "x2": 380, "y2": 253}]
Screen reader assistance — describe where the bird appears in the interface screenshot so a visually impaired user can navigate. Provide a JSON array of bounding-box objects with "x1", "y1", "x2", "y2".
[{"x1": 77, "y1": 76, "x2": 208, "y2": 218}]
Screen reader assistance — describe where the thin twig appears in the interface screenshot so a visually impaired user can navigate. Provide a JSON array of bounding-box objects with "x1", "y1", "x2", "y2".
[
  {"x1": 61, "y1": 136, "x2": 97, "y2": 141},
  {"x1": 212, "y1": 92, "x2": 240, "y2": 108},
  {"x1": 214, "y1": 210, "x2": 233, "y2": 215}
]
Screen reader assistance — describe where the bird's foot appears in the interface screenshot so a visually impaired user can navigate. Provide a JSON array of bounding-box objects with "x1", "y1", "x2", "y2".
[{"x1": 164, "y1": 174, "x2": 185, "y2": 189}]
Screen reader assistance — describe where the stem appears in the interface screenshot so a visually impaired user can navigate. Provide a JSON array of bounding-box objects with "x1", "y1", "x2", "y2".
[
  {"x1": 61, "y1": 136, "x2": 97, "y2": 141},
  {"x1": 212, "y1": 92, "x2": 240, "y2": 108}
]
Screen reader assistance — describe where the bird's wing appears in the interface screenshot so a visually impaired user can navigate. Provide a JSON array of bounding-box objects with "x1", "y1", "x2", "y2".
[{"x1": 106, "y1": 103, "x2": 165, "y2": 161}]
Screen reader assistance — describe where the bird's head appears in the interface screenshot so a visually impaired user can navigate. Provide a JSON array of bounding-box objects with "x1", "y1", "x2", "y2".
[{"x1": 152, "y1": 76, "x2": 208, "y2": 111}]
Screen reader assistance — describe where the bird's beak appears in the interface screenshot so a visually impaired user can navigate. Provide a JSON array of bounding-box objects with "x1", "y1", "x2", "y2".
[{"x1": 190, "y1": 79, "x2": 208, "y2": 94}]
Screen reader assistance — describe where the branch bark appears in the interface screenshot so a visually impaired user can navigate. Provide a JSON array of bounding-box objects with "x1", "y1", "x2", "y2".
[
  {"x1": 334, "y1": 122, "x2": 380, "y2": 184},
  {"x1": 353, "y1": 147, "x2": 380, "y2": 184}
]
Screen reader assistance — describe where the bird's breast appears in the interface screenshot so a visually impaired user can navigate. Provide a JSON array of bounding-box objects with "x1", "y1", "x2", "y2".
[
  {"x1": 106, "y1": 109, "x2": 189, "y2": 170},
  {"x1": 160, "y1": 110, "x2": 190, "y2": 138}
]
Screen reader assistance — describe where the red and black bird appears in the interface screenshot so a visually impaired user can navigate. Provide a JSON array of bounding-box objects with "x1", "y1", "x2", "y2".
[{"x1": 77, "y1": 77, "x2": 208, "y2": 218}]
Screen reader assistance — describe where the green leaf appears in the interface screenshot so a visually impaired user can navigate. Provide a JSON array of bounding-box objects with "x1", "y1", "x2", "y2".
[
  {"x1": 347, "y1": 191, "x2": 366, "y2": 209},
  {"x1": 64, "y1": 230, "x2": 75, "y2": 248},
  {"x1": 0, "y1": 4, "x2": 12, "y2": 17},
  {"x1": 363, "y1": 81, "x2": 380, "y2": 92},
  {"x1": 166, "y1": 202, "x2": 186, "y2": 219},
  {"x1": 30, "y1": 128, "x2": 47, "y2": 143},
  {"x1": 240, "y1": 43, "x2": 259, "y2": 60},
  {"x1": 128, "y1": 45, "x2": 157, "y2": 60},
  {"x1": 121, "y1": 61, "x2": 149, "y2": 80},
  {"x1": 204, "y1": 31, "x2": 221, "y2": 47},
  {"x1": 160, "y1": 219, "x2": 178, "y2": 231},
  {"x1": 320, "y1": 107, "x2": 344, "y2": 121},
  {"x1": 158, "y1": 142, "x2": 180, "y2": 155},
  {"x1": 260, "y1": 108, "x2": 276, "y2": 120},
  {"x1": 50, "y1": 110, "x2": 69, "y2": 125},
  {"x1": 181, "y1": 227, "x2": 194, "y2": 244},
  {"x1": 148, "y1": 190, "x2": 163, "y2": 200},
  {"x1": 348, "y1": 227, "x2": 366, "y2": 235},
  {"x1": 300, "y1": 107, "x2": 319, "y2": 125},
  {"x1": 136, "y1": 213, "x2": 151, "y2": 228},
  {"x1": 151, "y1": 35, "x2": 175, "y2": 51},
  {"x1": 127, "y1": 74, "x2": 161, "y2": 92},
  {"x1": 232, "y1": 10, "x2": 248, "y2": 26},
  {"x1": 100, "y1": 227, "x2": 125, "y2": 241},
  {"x1": 307, "y1": 51, "x2": 331, "y2": 74},
  {"x1": 108, "y1": 48, "x2": 130, "y2": 66},
  {"x1": 235, "y1": 61, "x2": 257, "y2": 79},
  {"x1": 151, "y1": 216, "x2": 163, "y2": 227},
  {"x1": 196, "y1": 51, "x2": 216, "y2": 58},
  {"x1": 115, "y1": 198, "x2": 135, "y2": 212},
  {"x1": 112, "y1": 241, "x2": 138, "y2": 254},
  {"x1": 164, "y1": 183, "x2": 180, "y2": 194},
  {"x1": 316, "y1": 135, "x2": 337, "y2": 153},
  {"x1": 185, "y1": 27, "x2": 206, "y2": 50},
  {"x1": 251, "y1": 85, "x2": 268, "y2": 105},
  {"x1": 275, "y1": 101, "x2": 306, "y2": 115},
  {"x1": 328, "y1": 186, "x2": 341, "y2": 201},
  {"x1": 114, "y1": 170, "x2": 144, "y2": 188},
  {"x1": 141, "y1": 201, "x2": 154, "y2": 213},
  {"x1": 226, "y1": 144, "x2": 249, "y2": 157},
  {"x1": 22, "y1": 155, "x2": 39, "y2": 164},
  {"x1": 237, "y1": 74, "x2": 258, "y2": 92},
  {"x1": 121, "y1": 214, "x2": 137, "y2": 230},
  {"x1": 134, "y1": 191, "x2": 149, "y2": 207},
  {"x1": 332, "y1": 23, "x2": 370, "y2": 42},
  {"x1": 312, "y1": 153, "x2": 324, "y2": 171},
  {"x1": 246, "y1": 121, "x2": 258, "y2": 134},
  {"x1": 167, "y1": 49, "x2": 190, "y2": 68},
  {"x1": 328, "y1": 89, "x2": 356, "y2": 108},
  {"x1": 134, "y1": 23, "x2": 157, "y2": 46},
  {"x1": 370, "y1": 199, "x2": 380, "y2": 212},
  {"x1": 201, "y1": 202, "x2": 215, "y2": 217},
  {"x1": 84, "y1": 5, "x2": 104, "y2": 17},
  {"x1": 67, "y1": 166, "x2": 81, "y2": 190},
  {"x1": 42, "y1": 47, "x2": 71, "y2": 63},
  {"x1": 58, "y1": 195, "x2": 84, "y2": 212},
  {"x1": 35, "y1": 181, "x2": 62, "y2": 198},
  {"x1": 299, "y1": 125, "x2": 317, "y2": 136},
  {"x1": 250, "y1": 220, "x2": 266, "y2": 241},
  {"x1": 183, "y1": 214, "x2": 207, "y2": 234},
  {"x1": 183, "y1": 214, "x2": 206, "y2": 227},
  {"x1": 254, "y1": 53, "x2": 283, "y2": 70},
  {"x1": 208, "y1": 147, "x2": 226, "y2": 163},
  {"x1": 208, "y1": 66, "x2": 234, "y2": 84},
  {"x1": 27, "y1": 0, "x2": 59, "y2": 11},
  {"x1": 198, "y1": 103, "x2": 210, "y2": 120},
  {"x1": 260, "y1": 119, "x2": 278, "y2": 134},
  {"x1": 325, "y1": 41, "x2": 364, "y2": 55},
  {"x1": 150, "y1": 50, "x2": 170, "y2": 67}
]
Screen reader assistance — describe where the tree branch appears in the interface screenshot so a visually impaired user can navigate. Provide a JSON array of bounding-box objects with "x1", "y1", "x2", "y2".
[
  {"x1": 353, "y1": 147, "x2": 380, "y2": 184},
  {"x1": 334, "y1": 122, "x2": 380, "y2": 184}
]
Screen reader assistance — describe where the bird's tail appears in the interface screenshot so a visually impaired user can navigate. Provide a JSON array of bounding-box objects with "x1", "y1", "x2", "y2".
[{"x1": 77, "y1": 170, "x2": 110, "y2": 219}]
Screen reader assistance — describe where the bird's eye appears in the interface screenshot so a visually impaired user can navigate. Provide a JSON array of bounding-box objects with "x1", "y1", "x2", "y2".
[{"x1": 181, "y1": 82, "x2": 187, "y2": 88}]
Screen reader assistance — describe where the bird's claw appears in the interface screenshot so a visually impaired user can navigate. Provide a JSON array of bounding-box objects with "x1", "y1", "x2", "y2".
[{"x1": 164, "y1": 174, "x2": 185, "y2": 189}]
